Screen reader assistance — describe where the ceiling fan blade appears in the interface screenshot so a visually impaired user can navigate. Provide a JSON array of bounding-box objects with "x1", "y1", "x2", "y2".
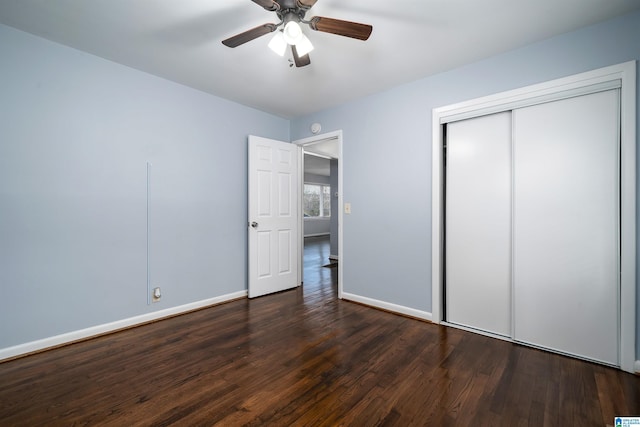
[
  {"x1": 251, "y1": 0, "x2": 279, "y2": 11},
  {"x1": 296, "y1": 0, "x2": 318, "y2": 9},
  {"x1": 222, "y1": 24, "x2": 277, "y2": 48},
  {"x1": 292, "y1": 45, "x2": 311, "y2": 67},
  {"x1": 309, "y1": 16, "x2": 372, "y2": 40}
]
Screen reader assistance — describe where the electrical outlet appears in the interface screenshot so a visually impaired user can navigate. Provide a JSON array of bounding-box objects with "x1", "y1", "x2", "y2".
[{"x1": 152, "y1": 287, "x2": 161, "y2": 302}]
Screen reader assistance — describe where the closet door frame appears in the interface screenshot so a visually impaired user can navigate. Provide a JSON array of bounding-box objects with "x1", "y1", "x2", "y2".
[{"x1": 431, "y1": 61, "x2": 637, "y2": 373}]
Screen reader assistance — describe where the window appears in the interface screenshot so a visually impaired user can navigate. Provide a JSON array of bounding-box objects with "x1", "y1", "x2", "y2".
[{"x1": 304, "y1": 184, "x2": 331, "y2": 217}]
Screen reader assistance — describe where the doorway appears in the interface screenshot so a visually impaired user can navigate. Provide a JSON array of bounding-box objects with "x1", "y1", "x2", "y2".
[{"x1": 294, "y1": 130, "x2": 344, "y2": 298}]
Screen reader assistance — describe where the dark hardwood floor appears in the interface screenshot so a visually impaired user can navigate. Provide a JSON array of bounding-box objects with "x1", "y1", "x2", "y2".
[{"x1": 1, "y1": 236, "x2": 639, "y2": 426}]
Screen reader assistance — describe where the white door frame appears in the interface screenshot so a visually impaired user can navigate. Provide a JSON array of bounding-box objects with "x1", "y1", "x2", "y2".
[
  {"x1": 431, "y1": 61, "x2": 637, "y2": 373},
  {"x1": 294, "y1": 130, "x2": 344, "y2": 298}
]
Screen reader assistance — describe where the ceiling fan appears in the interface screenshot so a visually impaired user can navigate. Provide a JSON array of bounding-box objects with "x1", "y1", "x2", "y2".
[{"x1": 222, "y1": 0, "x2": 373, "y2": 67}]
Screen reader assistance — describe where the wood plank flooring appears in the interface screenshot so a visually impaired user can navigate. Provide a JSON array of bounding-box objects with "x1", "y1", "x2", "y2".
[{"x1": 1, "y1": 236, "x2": 639, "y2": 426}]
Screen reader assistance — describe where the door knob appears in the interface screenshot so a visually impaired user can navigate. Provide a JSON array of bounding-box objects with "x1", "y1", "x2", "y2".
[{"x1": 251, "y1": 221, "x2": 258, "y2": 228}]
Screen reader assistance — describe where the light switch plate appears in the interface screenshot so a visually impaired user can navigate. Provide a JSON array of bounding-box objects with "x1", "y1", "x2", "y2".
[{"x1": 344, "y1": 202, "x2": 351, "y2": 214}]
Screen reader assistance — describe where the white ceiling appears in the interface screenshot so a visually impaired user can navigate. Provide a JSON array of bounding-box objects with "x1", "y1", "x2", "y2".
[{"x1": 1, "y1": 0, "x2": 639, "y2": 119}]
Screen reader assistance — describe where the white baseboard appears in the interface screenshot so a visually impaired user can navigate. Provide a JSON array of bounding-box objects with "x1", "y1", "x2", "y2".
[
  {"x1": 0, "y1": 290, "x2": 247, "y2": 362},
  {"x1": 341, "y1": 292, "x2": 432, "y2": 322},
  {"x1": 635, "y1": 360, "x2": 640, "y2": 374}
]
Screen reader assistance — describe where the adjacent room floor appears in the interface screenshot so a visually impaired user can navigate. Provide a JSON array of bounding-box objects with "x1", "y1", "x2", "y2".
[{"x1": 303, "y1": 235, "x2": 337, "y2": 292}]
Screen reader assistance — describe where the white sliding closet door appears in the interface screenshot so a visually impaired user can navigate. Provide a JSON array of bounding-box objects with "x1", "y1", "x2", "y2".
[
  {"x1": 445, "y1": 112, "x2": 512, "y2": 337},
  {"x1": 513, "y1": 90, "x2": 620, "y2": 365}
]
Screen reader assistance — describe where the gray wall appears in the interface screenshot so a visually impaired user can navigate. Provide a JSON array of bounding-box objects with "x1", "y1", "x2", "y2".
[
  {"x1": 304, "y1": 218, "x2": 330, "y2": 237},
  {"x1": 290, "y1": 10, "x2": 640, "y2": 356},
  {"x1": 303, "y1": 173, "x2": 329, "y2": 185},
  {"x1": 0, "y1": 24, "x2": 289, "y2": 349}
]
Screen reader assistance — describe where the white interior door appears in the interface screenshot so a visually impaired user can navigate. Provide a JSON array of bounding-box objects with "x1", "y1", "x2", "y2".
[
  {"x1": 513, "y1": 90, "x2": 620, "y2": 365},
  {"x1": 248, "y1": 136, "x2": 300, "y2": 298},
  {"x1": 445, "y1": 111, "x2": 512, "y2": 337}
]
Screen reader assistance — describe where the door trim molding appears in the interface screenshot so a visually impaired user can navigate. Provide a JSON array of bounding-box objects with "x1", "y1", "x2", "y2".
[
  {"x1": 431, "y1": 61, "x2": 636, "y2": 372},
  {"x1": 294, "y1": 130, "x2": 344, "y2": 299}
]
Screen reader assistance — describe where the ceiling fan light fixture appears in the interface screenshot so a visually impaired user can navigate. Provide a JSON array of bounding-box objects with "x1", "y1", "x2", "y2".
[
  {"x1": 295, "y1": 34, "x2": 314, "y2": 56},
  {"x1": 268, "y1": 31, "x2": 287, "y2": 56},
  {"x1": 222, "y1": 0, "x2": 373, "y2": 68},
  {"x1": 282, "y1": 21, "x2": 303, "y2": 45}
]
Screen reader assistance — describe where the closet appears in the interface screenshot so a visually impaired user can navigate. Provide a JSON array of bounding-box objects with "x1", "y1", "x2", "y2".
[{"x1": 444, "y1": 88, "x2": 620, "y2": 366}]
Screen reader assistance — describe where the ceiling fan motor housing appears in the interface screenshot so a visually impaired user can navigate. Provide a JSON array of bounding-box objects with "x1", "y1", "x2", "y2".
[{"x1": 276, "y1": 1, "x2": 308, "y2": 24}]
